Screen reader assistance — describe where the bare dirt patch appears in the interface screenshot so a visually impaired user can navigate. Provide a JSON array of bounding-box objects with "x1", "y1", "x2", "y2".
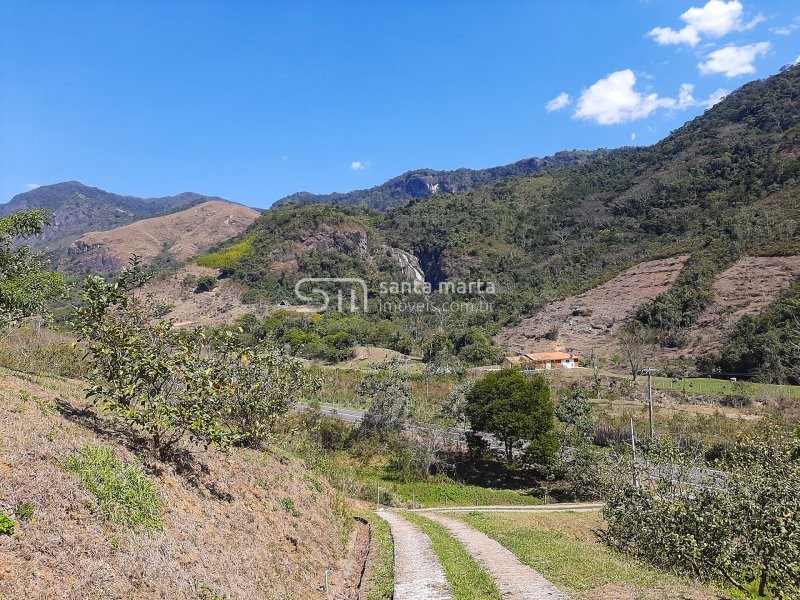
[
  {"x1": 139, "y1": 264, "x2": 263, "y2": 327},
  {"x1": 679, "y1": 255, "x2": 800, "y2": 356},
  {"x1": 496, "y1": 255, "x2": 690, "y2": 356}
]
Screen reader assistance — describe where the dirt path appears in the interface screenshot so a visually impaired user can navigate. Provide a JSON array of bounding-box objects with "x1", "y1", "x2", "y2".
[
  {"x1": 376, "y1": 510, "x2": 452, "y2": 600},
  {"x1": 422, "y1": 512, "x2": 570, "y2": 600},
  {"x1": 411, "y1": 502, "x2": 604, "y2": 514}
]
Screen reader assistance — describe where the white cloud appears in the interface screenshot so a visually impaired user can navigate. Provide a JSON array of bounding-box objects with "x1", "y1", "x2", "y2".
[
  {"x1": 574, "y1": 70, "x2": 688, "y2": 125},
  {"x1": 649, "y1": 0, "x2": 762, "y2": 47},
  {"x1": 630, "y1": 132, "x2": 637, "y2": 141},
  {"x1": 795, "y1": 55, "x2": 800, "y2": 66},
  {"x1": 25, "y1": 183, "x2": 41, "y2": 190},
  {"x1": 698, "y1": 41, "x2": 770, "y2": 77},
  {"x1": 545, "y1": 92, "x2": 571, "y2": 112},
  {"x1": 350, "y1": 161, "x2": 366, "y2": 170},
  {"x1": 573, "y1": 71, "x2": 726, "y2": 125},
  {"x1": 770, "y1": 17, "x2": 800, "y2": 36}
]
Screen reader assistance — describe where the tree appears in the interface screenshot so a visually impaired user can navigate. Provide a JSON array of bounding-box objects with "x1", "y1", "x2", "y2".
[
  {"x1": 555, "y1": 384, "x2": 593, "y2": 447},
  {"x1": 617, "y1": 322, "x2": 653, "y2": 383},
  {"x1": 0, "y1": 209, "x2": 65, "y2": 329},
  {"x1": 465, "y1": 369, "x2": 557, "y2": 463},
  {"x1": 358, "y1": 359, "x2": 412, "y2": 436},
  {"x1": 209, "y1": 331, "x2": 320, "y2": 448},
  {"x1": 440, "y1": 379, "x2": 472, "y2": 428},
  {"x1": 602, "y1": 428, "x2": 800, "y2": 597},
  {"x1": 75, "y1": 259, "x2": 317, "y2": 457}
]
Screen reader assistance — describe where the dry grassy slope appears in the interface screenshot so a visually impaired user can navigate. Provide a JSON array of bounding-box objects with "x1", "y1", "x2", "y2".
[
  {"x1": 0, "y1": 369, "x2": 350, "y2": 600},
  {"x1": 497, "y1": 253, "x2": 800, "y2": 360},
  {"x1": 677, "y1": 255, "x2": 800, "y2": 357},
  {"x1": 495, "y1": 255, "x2": 690, "y2": 356},
  {"x1": 141, "y1": 264, "x2": 257, "y2": 327},
  {"x1": 64, "y1": 200, "x2": 260, "y2": 273}
]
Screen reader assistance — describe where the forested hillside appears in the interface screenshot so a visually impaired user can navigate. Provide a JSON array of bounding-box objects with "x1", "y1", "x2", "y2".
[
  {"x1": 201, "y1": 65, "x2": 800, "y2": 377},
  {"x1": 273, "y1": 150, "x2": 611, "y2": 210}
]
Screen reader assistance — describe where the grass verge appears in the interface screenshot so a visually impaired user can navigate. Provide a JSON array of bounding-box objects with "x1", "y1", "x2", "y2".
[
  {"x1": 402, "y1": 511, "x2": 502, "y2": 600},
  {"x1": 63, "y1": 444, "x2": 163, "y2": 529},
  {"x1": 354, "y1": 510, "x2": 394, "y2": 600},
  {"x1": 452, "y1": 511, "x2": 727, "y2": 600}
]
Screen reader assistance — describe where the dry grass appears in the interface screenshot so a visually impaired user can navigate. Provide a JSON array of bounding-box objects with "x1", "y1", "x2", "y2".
[
  {"x1": 0, "y1": 369, "x2": 353, "y2": 599},
  {"x1": 452, "y1": 511, "x2": 724, "y2": 600}
]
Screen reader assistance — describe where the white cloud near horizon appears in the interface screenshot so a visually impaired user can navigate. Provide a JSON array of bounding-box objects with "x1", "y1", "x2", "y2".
[
  {"x1": 545, "y1": 92, "x2": 571, "y2": 112},
  {"x1": 25, "y1": 183, "x2": 41, "y2": 190},
  {"x1": 698, "y1": 41, "x2": 770, "y2": 76},
  {"x1": 350, "y1": 160, "x2": 367, "y2": 170},
  {"x1": 649, "y1": 0, "x2": 763, "y2": 47},
  {"x1": 574, "y1": 70, "x2": 691, "y2": 125},
  {"x1": 572, "y1": 70, "x2": 727, "y2": 125}
]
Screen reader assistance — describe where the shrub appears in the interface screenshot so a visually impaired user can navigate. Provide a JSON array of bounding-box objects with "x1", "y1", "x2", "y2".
[
  {"x1": 0, "y1": 511, "x2": 16, "y2": 535},
  {"x1": 15, "y1": 502, "x2": 35, "y2": 522},
  {"x1": 75, "y1": 266, "x2": 236, "y2": 458},
  {"x1": 602, "y1": 428, "x2": 800, "y2": 597},
  {"x1": 63, "y1": 445, "x2": 163, "y2": 529},
  {"x1": 195, "y1": 275, "x2": 217, "y2": 293}
]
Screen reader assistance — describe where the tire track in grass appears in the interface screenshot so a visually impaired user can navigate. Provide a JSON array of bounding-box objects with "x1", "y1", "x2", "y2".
[
  {"x1": 402, "y1": 512, "x2": 502, "y2": 600},
  {"x1": 422, "y1": 512, "x2": 570, "y2": 600},
  {"x1": 375, "y1": 510, "x2": 452, "y2": 600}
]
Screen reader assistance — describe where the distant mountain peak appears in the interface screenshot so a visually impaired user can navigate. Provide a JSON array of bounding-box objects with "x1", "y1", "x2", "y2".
[{"x1": 272, "y1": 150, "x2": 616, "y2": 211}]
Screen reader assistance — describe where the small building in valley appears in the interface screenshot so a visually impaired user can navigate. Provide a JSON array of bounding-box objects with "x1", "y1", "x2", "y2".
[
  {"x1": 501, "y1": 355, "x2": 528, "y2": 369},
  {"x1": 502, "y1": 352, "x2": 580, "y2": 370}
]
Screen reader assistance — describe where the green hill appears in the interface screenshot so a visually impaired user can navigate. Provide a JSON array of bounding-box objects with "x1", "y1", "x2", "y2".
[{"x1": 200, "y1": 64, "x2": 800, "y2": 376}]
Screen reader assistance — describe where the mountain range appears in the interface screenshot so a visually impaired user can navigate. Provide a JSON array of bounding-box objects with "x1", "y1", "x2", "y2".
[
  {"x1": 198, "y1": 64, "x2": 800, "y2": 379},
  {"x1": 0, "y1": 181, "x2": 229, "y2": 253},
  {"x1": 273, "y1": 150, "x2": 614, "y2": 210},
  {"x1": 5, "y1": 65, "x2": 800, "y2": 380}
]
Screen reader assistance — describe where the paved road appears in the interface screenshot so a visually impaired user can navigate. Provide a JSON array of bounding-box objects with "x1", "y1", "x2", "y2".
[
  {"x1": 376, "y1": 510, "x2": 452, "y2": 600},
  {"x1": 411, "y1": 502, "x2": 605, "y2": 514},
  {"x1": 422, "y1": 511, "x2": 570, "y2": 600}
]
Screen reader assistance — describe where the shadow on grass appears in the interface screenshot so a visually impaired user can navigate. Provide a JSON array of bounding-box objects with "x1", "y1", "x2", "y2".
[{"x1": 54, "y1": 397, "x2": 233, "y2": 502}]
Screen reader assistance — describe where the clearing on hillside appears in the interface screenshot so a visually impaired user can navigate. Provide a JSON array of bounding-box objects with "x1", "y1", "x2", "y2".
[
  {"x1": 495, "y1": 255, "x2": 689, "y2": 356},
  {"x1": 677, "y1": 255, "x2": 800, "y2": 356}
]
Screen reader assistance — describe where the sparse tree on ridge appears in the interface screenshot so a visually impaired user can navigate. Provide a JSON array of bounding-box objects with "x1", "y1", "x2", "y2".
[{"x1": 0, "y1": 209, "x2": 66, "y2": 329}]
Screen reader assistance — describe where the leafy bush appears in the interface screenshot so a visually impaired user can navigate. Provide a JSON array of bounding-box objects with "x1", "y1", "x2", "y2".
[
  {"x1": 0, "y1": 510, "x2": 16, "y2": 535},
  {"x1": 602, "y1": 428, "x2": 800, "y2": 597},
  {"x1": 195, "y1": 275, "x2": 218, "y2": 293},
  {"x1": 64, "y1": 445, "x2": 162, "y2": 529},
  {"x1": 0, "y1": 209, "x2": 66, "y2": 329},
  {"x1": 75, "y1": 260, "x2": 318, "y2": 457},
  {"x1": 212, "y1": 333, "x2": 320, "y2": 448},
  {"x1": 358, "y1": 359, "x2": 412, "y2": 436}
]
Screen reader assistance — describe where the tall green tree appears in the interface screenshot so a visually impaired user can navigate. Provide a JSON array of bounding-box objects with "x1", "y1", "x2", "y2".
[
  {"x1": 0, "y1": 209, "x2": 65, "y2": 328},
  {"x1": 465, "y1": 369, "x2": 557, "y2": 462}
]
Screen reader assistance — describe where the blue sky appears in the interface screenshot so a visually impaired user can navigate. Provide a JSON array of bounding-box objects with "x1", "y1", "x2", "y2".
[{"x1": 1, "y1": 1, "x2": 798, "y2": 208}]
